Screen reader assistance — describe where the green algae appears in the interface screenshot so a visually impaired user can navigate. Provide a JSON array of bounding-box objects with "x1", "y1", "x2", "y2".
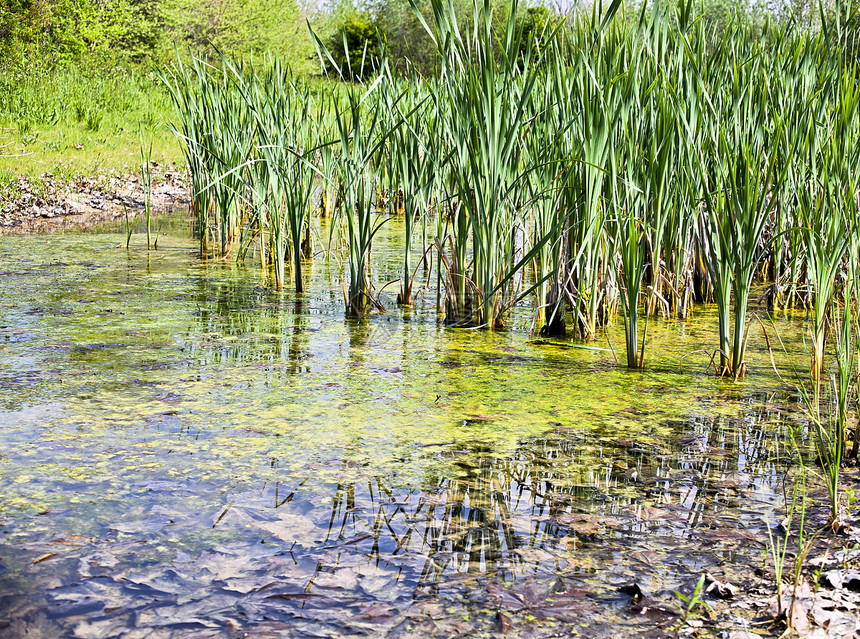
[{"x1": 0, "y1": 224, "x2": 824, "y2": 637}]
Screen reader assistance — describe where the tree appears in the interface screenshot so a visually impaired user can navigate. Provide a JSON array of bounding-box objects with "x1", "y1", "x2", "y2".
[
  {"x1": 161, "y1": 0, "x2": 310, "y2": 65},
  {"x1": 322, "y1": 8, "x2": 385, "y2": 80}
]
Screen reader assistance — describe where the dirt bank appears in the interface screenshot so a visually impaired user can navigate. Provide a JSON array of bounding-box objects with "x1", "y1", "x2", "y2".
[{"x1": 0, "y1": 162, "x2": 190, "y2": 234}]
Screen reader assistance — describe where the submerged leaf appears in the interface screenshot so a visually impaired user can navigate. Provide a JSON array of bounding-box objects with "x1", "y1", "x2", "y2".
[{"x1": 704, "y1": 573, "x2": 738, "y2": 599}]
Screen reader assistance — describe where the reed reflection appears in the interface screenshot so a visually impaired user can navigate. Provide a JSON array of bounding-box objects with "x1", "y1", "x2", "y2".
[{"x1": 257, "y1": 407, "x2": 792, "y2": 597}]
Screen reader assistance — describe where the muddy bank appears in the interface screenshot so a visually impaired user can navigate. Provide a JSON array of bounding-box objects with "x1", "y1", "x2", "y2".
[{"x1": 0, "y1": 162, "x2": 189, "y2": 234}]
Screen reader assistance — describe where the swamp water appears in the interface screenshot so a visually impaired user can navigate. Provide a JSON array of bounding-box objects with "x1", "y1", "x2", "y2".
[{"x1": 0, "y1": 219, "x2": 816, "y2": 637}]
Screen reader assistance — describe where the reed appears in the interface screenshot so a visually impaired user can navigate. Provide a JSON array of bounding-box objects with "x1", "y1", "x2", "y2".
[
  {"x1": 523, "y1": 79, "x2": 565, "y2": 335},
  {"x1": 389, "y1": 85, "x2": 434, "y2": 305},
  {"x1": 246, "y1": 58, "x2": 318, "y2": 292},
  {"x1": 139, "y1": 131, "x2": 154, "y2": 249},
  {"x1": 159, "y1": 0, "x2": 860, "y2": 386},
  {"x1": 161, "y1": 55, "x2": 214, "y2": 252},
  {"x1": 332, "y1": 85, "x2": 389, "y2": 315},
  {"x1": 692, "y1": 91, "x2": 794, "y2": 378},
  {"x1": 419, "y1": 0, "x2": 542, "y2": 328}
]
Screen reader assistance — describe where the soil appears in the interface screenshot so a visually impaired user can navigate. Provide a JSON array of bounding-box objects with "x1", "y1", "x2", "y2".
[{"x1": 0, "y1": 162, "x2": 190, "y2": 234}]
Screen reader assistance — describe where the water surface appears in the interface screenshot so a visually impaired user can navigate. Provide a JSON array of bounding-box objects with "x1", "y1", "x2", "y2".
[{"x1": 0, "y1": 220, "x2": 810, "y2": 637}]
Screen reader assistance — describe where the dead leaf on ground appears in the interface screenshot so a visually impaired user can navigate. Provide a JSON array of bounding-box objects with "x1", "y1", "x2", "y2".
[
  {"x1": 704, "y1": 573, "x2": 738, "y2": 599},
  {"x1": 353, "y1": 602, "x2": 398, "y2": 621},
  {"x1": 493, "y1": 610, "x2": 512, "y2": 634}
]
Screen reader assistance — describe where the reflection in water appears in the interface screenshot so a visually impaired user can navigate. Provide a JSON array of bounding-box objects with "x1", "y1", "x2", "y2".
[
  {"x1": 0, "y1": 229, "x2": 810, "y2": 637},
  {"x1": 277, "y1": 409, "x2": 787, "y2": 597}
]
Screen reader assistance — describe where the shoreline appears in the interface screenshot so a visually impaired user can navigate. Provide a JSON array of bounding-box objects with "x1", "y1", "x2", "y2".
[{"x1": 0, "y1": 162, "x2": 190, "y2": 235}]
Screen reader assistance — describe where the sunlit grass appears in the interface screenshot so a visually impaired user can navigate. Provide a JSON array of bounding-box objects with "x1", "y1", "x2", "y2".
[{"x1": 0, "y1": 65, "x2": 182, "y2": 184}]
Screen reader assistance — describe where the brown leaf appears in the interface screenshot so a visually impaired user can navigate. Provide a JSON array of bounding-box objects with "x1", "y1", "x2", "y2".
[
  {"x1": 630, "y1": 550, "x2": 662, "y2": 566},
  {"x1": 222, "y1": 576, "x2": 282, "y2": 594},
  {"x1": 787, "y1": 596, "x2": 809, "y2": 632},
  {"x1": 556, "y1": 512, "x2": 623, "y2": 532},
  {"x1": 812, "y1": 604, "x2": 834, "y2": 627},
  {"x1": 354, "y1": 602, "x2": 398, "y2": 621},
  {"x1": 493, "y1": 611, "x2": 512, "y2": 634},
  {"x1": 704, "y1": 573, "x2": 738, "y2": 599}
]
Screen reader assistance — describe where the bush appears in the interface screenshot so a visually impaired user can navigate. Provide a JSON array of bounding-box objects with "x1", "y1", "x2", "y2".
[
  {"x1": 323, "y1": 10, "x2": 385, "y2": 80},
  {"x1": 0, "y1": 0, "x2": 311, "y2": 69},
  {"x1": 517, "y1": 5, "x2": 558, "y2": 61}
]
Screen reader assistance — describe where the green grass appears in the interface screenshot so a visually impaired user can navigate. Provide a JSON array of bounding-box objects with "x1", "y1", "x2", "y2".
[{"x1": 0, "y1": 64, "x2": 182, "y2": 187}]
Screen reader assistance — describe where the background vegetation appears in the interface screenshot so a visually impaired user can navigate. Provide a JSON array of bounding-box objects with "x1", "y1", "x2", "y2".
[{"x1": 0, "y1": 0, "x2": 857, "y2": 184}]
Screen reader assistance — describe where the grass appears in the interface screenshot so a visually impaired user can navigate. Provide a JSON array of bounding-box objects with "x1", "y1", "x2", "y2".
[{"x1": 0, "y1": 64, "x2": 182, "y2": 188}]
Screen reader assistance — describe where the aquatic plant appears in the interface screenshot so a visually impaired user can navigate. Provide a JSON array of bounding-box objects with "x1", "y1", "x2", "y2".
[
  {"x1": 159, "y1": 0, "x2": 860, "y2": 384},
  {"x1": 244, "y1": 58, "x2": 318, "y2": 292},
  {"x1": 522, "y1": 80, "x2": 565, "y2": 335},
  {"x1": 672, "y1": 573, "x2": 713, "y2": 634},
  {"x1": 332, "y1": 85, "x2": 389, "y2": 315},
  {"x1": 765, "y1": 473, "x2": 812, "y2": 630},
  {"x1": 692, "y1": 110, "x2": 794, "y2": 378},
  {"x1": 388, "y1": 85, "x2": 434, "y2": 306},
  {"x1": 417, "y1": 0, "x2": 543, "y2": 328},
  {"x1": 139, "y1": 130, "x2": 154, "y2": 250},
  {"x1": 161, "y1": 55, "x2": 214, "y2": 253},
  {"x1": 795, "y1": 70, "x2": 859, "y2": 380}
]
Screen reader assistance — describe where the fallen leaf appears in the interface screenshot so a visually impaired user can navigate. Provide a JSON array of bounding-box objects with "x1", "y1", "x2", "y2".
[
  {"x1": 354, "y1": 602, "x2": 397, "y2": 621},
  {"x1": 704, "y1": 573, "x2": 738, "y2": 599},
  {"x1": 630, "y1": 550, "x2": 661, "y2": 566},
  {"x1": 493, "y1": 610, "x2": 512, "y2": 634},
  {"x1": 222, "y1": 576, "x2": 282, "y2": 594},
  {"x1": 788, "y1": 596, "x2": 809, "y2": 632},
  {"x1": 32, "y1": 552, "x2": 57, "y2": 564}
]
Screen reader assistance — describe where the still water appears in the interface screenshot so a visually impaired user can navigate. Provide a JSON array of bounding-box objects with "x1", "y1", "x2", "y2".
[{"x1": 0, "y1": 217, "x2": 809, "y2": 637}]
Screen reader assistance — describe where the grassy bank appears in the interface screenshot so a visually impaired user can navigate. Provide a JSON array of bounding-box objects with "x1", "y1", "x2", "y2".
[{"x1": 0, "y1": 64, "x2": 182, "y2": 188}]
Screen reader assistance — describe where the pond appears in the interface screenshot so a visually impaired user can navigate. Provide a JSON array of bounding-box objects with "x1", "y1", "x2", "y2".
[{"x1": 0, "y1": 216, "x2": 815, "y2": 637}]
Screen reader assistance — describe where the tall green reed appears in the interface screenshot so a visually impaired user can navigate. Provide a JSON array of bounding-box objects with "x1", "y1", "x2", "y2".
[
  {"x1": 332, "y1": 85, "x2": 389, "y2": 315},
  {"x1": 157, "y1": 0, "x2": 860, "y2": 395},
  {"x1": 690, "y1": 72, "x2": 794, "y2": 378},
  {"x1": 418, "y1": 0, "x2": 541, "y2": 328},
  {"x1": 389, "y1": 86, "x2": 434, "y2": 305}
]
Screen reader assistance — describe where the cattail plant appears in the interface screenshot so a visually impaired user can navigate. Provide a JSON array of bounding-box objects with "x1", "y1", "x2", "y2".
[
  {"x1": 245, "y1": 59, "x2": 318, "y2": 292},
  {"x1": 332, "y1": 87, "x2": 389, "y2": 315},
  {"x1": 389, "y1": 85, "x2": 434, "y2": 305},
  {"x1": 691, "y1": 61, "x2": 794, "y2": 378},
  {"x1": 418, "y1": 0, "x2": 541, "y2": 328},
  {"x1": 157, "y1": 0, "x2": 860, "y2": 397},
  {"x1": 162, "y1": 55, "x2": 215, "y2": 253}
]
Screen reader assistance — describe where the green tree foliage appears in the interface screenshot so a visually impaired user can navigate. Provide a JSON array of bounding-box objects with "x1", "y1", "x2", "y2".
[
  {"x1": 316, "y1": 0, "x2": 518, "y2": 78},
  {"x1": 0, "y1": 0, "x2": 43, "y2": 59},
  {"x1": 322, "y1": 8, "x2": 385, "y2": 80},
  {"x1": 696, "y1": 0, "x2": 750, "y2": 33},
  {"x1": 516, "y1": 4, "x2": 562, "y2": 63},
  {"x1": 0, "y1": 0, "x2": 310, "y2": 67},
  {"x1": 162, "y1": 0, "x2": 310, "y2": 63},
  {"x1": 0, "y1": 0, "x2": 164, "y2": 63}
]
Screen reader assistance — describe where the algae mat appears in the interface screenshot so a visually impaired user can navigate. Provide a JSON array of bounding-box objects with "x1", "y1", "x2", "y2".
[{"x1": 0, "y1": 229, "x2": 811, "y2": 637}]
